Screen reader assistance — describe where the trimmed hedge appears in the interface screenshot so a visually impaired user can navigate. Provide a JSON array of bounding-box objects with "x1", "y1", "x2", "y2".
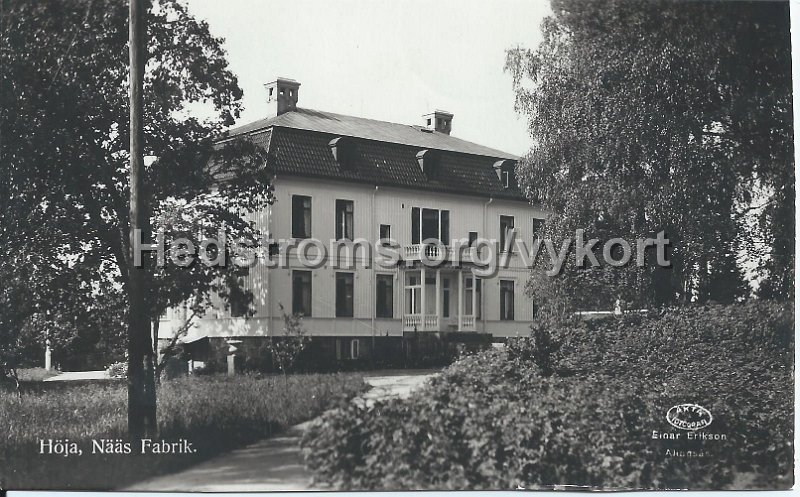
[{"x1": 301, "y1": 301, "x2": 793, "y2": 490}]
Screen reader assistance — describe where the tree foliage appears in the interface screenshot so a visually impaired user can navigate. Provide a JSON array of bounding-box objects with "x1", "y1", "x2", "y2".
[
  {"x1": 1, "y1": 0, "x2": 272, "y2": 373},
  {"x1": 505, "y1": 0, "x2": 793, "y2": 313}
]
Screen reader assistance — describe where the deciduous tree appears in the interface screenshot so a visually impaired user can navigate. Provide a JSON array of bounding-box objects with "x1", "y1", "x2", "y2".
[
  {"x1": 1, "y1": 0, "x2": 272, "y2": 434},
  {"x1": 505, "y1": 0, "x2": 793, "y2": 314}
]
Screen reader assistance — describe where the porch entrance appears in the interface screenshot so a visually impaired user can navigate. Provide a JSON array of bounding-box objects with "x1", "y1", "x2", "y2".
[{"x1": 402, "y1": 267, "x2": 480, "y2": 332}]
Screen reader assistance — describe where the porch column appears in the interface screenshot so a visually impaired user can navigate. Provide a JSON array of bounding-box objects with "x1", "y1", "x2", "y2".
[
  {"x1": 435, "y1": 270, "x2": 441, "y2": 330},
  {"x1": 420, "y1": 267, "x2": 426, "y2": 329},
  {"x1": 457, "y1": 271, "x2": 464, "y2": 331},
  {"x1": 471, "y1": 274, "x2": 477, "y2": 320},
  {"x1": 401, "y1": 271, "x2": 406, "y2": 327}
]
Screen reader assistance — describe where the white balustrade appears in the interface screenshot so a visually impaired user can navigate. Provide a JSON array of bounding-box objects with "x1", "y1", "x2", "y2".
[{"x1": 462, "y1": 315, "x2": 475, "y2": 329}]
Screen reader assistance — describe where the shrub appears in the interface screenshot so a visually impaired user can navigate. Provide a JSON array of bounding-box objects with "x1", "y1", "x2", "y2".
[
  {"x1": 301, "y1": 301, "x2": 793, "y2": 490},
  {"x1": 106, "y1": 361, "x2": 127, "y2": 379}
]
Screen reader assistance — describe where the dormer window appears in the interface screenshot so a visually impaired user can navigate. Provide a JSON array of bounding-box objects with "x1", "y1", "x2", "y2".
[
  {"x1": 329, "y1": 137, "x2": 355, "y2": 169},
  {"x1": 493, "y1": 159, "x2": 517, "y2": 190},
  {"x1": 416, "y1": 149, "x2": 440, "y2": 178}
]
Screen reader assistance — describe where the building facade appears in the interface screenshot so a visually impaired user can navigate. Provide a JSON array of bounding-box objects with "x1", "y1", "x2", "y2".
[{"x1": 160, "y1": 78, "x2": 544, "y2": 370}]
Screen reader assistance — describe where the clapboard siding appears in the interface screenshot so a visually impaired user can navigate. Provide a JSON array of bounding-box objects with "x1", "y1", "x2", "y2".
[{"x1": 162, "y1": 175, "x2": 543, "y2": 340}]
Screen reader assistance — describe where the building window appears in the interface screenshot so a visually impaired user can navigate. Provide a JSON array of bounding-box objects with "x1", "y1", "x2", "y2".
[
  {"x1": 292, "y1": 195, "x2": 311, "y2": 239},
  {"x1": 500, "y1": 280, "x2": 514, "y2": 321},
  {"x1": 532, "y1": 218, "x2": 543, "y2": 241},
  {"x1": 292, "y1": 270, "x2": 312, "y2": 316},
  {"x1": 421, "y1": 208, "x2": 438, "y2": 241},
  {"x1": 350, "y1": 339, "x2": 360, "y2": 360},
  {"x1": 500, "y1": 215, "x2": 514, "y2": 253},
  {"x1": 468, "y1": 231, "x2": 478, "y2": 247},
  {"x1": 412, "y1": 207, "x2": 450, "y2": 245},
  {"x1": 229, "y1": 277, "x2": 247, "y2": 317},
  {"x1": 405, "y1": 275, "x2": 421, "y2": 314},
  {"x1": 379, "y1": 224, "x2": 391, "y2": 242},
  {"x1": 336, "y1": 272, "x2": 354, "y2": 317},
  {"x1": 335, "y1": 199, "x2": 354, "y2": 241},
  {"x1": 442, "y1": 278, "x2": 450, "y2": 318},
  {"x1": 376, "y1": 274, "x2": 393, "y2": 318},
  {"x1": 268, "y1": 241, "x2": 280, "y2": 258},
  {"x1": 501, "y1": 170, "x2": 510, "y2": 188},
  {"x1": 465, "y1": 278, "x2": 482, "y2": 318}
]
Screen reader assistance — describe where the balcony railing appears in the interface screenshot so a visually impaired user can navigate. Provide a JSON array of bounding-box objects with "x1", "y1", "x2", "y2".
[
  {"x1": 403, "y1": 244, "x2": 478, "y2": 263},
  {"x1": 402, "y1": 314, "x2": 439, "y2": 331},
  {"x1": 403, "y1": 313, "x2": 478, "y2": 332},
  {"x1": 404, "y1": 244, "x2": 444, "y2": 259},
  {"x1": 461, "y1": 315, "x2": 475, "y2": 330}
]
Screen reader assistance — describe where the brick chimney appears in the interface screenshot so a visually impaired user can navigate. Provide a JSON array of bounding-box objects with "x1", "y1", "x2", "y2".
[
  {"x1": 265, "y1": 78, "x2": 300, "y2": 117},
  {"x1": 422, "y1": 110, "x2": 453, "y2": 135}
]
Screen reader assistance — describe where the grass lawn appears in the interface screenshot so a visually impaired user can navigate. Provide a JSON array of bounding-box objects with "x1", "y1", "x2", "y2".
[{"x1": 0, "y1": 372, "x2": 366, "y2": 490}]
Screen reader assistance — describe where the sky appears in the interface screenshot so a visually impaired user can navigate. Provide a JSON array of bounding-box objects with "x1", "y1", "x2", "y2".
[{"x1": 182, "y1": 0, "x2": 551, "y2": 156}]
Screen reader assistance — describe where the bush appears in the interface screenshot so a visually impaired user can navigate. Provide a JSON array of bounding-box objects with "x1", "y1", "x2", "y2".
[
  {"x1": 106, "y1": 361, "x2": 127, "y2": 379},
  {"x1": 301, "y1": 301, "x2": 793, "y2": 490},
  {"x1": 1, "y1": 372, "x2": 366, "y2": 489}
]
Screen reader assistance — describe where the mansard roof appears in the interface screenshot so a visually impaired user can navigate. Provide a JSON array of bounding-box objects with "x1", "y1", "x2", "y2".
[{"x1": 221, "y1": 108, "x2": 527, "y2": 201}]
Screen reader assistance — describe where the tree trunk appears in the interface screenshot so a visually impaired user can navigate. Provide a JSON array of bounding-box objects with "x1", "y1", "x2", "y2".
[{"x1": 127, "y1": 0, "x2": 156, "y2": 439}]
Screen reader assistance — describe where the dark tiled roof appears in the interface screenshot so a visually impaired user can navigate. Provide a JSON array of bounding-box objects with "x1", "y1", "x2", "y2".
[
  {"x1": 222, "y1": 108, "x2": 527, "y2": 201},
  {"x1": 264, "y1": 127, "x2": 525, "y2": 200}
]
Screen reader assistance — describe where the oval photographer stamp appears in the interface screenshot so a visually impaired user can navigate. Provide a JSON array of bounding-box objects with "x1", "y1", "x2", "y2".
[{"x1": 666, "y1": 404, "x2": 713, "y2": 431}]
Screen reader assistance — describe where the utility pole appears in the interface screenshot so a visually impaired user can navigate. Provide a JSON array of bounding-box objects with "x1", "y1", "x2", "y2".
[{"x1": 128, "y1": 0, "x2": 156, "y2": 438}]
